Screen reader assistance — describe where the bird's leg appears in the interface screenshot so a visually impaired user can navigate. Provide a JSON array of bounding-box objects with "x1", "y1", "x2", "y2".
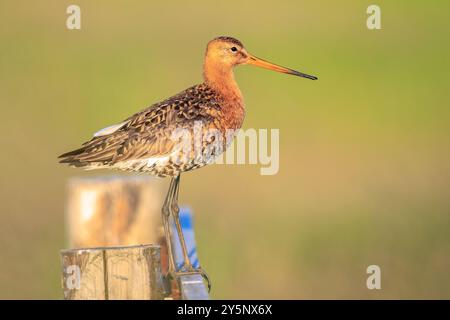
[
  {"x1": 162, "y1": 177, "x2": 177, "y2": 277},
  {"x1": 171, "y1": 175, "x2": 192, "y2": 269},
  {"x1": 171, "y1": 175, "x2": 212, "y2": 291}
]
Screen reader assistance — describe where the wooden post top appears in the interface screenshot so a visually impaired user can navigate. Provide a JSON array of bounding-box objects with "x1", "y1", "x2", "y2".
[{"x1": 61, "y1": 244, "x2": 166, "y2": 300}]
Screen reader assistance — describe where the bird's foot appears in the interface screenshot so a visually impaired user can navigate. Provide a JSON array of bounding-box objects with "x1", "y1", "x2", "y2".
[
  {"x1": 164, "y1": 270, "x2": 176, "y2": 281},
  {"x1": 175, "y1": 265, "x2": 212, "y2": 292}
]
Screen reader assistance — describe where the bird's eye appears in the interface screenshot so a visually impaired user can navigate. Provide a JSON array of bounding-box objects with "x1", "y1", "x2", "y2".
[{"x1": 230, "y1": 47, "x2": 238, "y2": 52}]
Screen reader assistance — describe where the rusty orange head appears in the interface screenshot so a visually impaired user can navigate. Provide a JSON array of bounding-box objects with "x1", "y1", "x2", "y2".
[{"x1": 205, "y1": 36, "x2": 317, "y2": 80}]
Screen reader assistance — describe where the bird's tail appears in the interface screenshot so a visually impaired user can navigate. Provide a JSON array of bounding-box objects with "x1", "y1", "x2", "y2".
[
  {"x1": 58, "y1": 146, "x2": 92, "y2": 168},
  {"x1": 58, "y1": 143, "x2": 108, "y2": 170}
]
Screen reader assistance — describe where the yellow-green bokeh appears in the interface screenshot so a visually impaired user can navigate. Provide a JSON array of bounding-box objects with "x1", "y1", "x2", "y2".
[{"x1": 0, "y1": 0, "x2": 449, "y2": 299}]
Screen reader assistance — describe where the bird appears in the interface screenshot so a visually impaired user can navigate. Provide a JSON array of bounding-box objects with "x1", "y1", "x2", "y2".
[{"x1": 59, "y1": 36, "x2": 317, "y2": 291}]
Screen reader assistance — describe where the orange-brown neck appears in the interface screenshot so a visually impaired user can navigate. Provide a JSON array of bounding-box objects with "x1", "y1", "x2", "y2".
[
  {"x1": 203, "y1": 60, "x2": 245, "y2": 130},
  {"x1": 203, "y1": 60, "x2": 243, "y2": 103}
]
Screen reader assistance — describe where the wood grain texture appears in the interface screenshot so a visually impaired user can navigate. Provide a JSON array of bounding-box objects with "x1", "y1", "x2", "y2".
[{"x1": 61, "y1": 244, "x2": 165, "y2": 300}]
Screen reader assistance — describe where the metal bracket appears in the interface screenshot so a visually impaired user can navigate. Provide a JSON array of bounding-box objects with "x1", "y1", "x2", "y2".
[{"x1": 177, "y1": 274, "x2": 209, "y2": 300}]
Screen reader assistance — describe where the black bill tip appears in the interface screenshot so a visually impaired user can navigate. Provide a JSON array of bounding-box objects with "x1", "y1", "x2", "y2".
[{"x1": 289, "y1": 70, "x2": 318, "y2": 80}]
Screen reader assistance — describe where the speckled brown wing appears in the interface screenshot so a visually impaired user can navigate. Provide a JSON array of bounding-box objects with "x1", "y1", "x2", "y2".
[{"x1": 58, "y1": 84, "x2": 222, "y2": 172}]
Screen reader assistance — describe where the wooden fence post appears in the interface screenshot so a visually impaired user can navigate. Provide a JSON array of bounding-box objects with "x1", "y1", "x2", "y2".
[
  {"x1": 65, "y1": 176, "x2": 165, "y2": 248},
  {"x1": 61, "y1": 244, "x2": 165, "y2": 300},
  {"x1": 61, "y1": 175, "x2": 209, "y2": 299}
]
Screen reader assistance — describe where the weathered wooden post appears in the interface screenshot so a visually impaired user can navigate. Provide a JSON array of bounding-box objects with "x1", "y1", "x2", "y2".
[
  {"x1": 65, "y1": 176, "x2": 165, "y2": 247},
  {"x1": 60, "y1": 175, "x2": 209, "y2": 299},
  {"x1": 61, "y1": 244, "x2": 165, "y2": 300}
]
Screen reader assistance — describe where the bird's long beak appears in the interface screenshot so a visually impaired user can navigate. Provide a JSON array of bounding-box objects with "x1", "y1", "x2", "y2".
[{"x1": 246, "y1": 54, "x2": 317, "y2": 80}]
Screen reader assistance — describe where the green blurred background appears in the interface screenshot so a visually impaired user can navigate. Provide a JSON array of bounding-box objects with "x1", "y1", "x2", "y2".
[{"x1": 1, "y1": 0, "x2": 449, "y2": 299}]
